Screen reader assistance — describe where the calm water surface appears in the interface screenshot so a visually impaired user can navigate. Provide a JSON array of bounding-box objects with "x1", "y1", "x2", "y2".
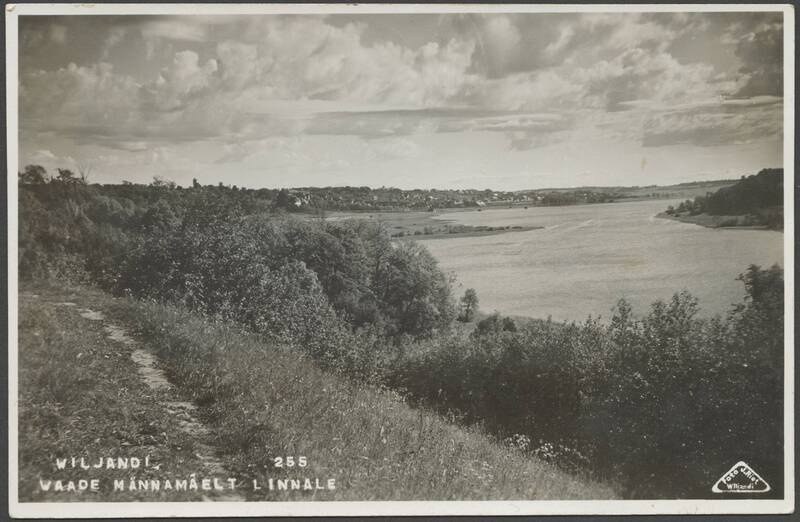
[{"x1": 418, "y1": 199, "x2": 784, "y2": 322}]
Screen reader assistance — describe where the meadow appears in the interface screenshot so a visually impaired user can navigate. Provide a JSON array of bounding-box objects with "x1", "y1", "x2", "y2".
[{"x1": 18, "y1": 282, "x2": 614, "y2": 501}]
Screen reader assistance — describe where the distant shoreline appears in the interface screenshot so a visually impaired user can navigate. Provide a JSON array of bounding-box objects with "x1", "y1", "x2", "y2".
[
  {"x1": 326, "y1": 207, "x2": 546, "y2": 240},
  {"x1": 656, "y1": 212, "x2": 781, "y2": 231},
  {"x1": 411, "y1": 225, "x2": 543, "y2": 241}
]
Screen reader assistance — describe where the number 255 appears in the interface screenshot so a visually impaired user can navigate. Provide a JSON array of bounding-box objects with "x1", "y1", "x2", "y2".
[{"x1": 274, "y1": 456, "x2": 307, "y2": 468}]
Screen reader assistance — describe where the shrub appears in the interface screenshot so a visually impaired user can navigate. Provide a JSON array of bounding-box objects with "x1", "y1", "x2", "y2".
[
  {"x1": 386, "y1": 267, "x2": 784, "y2": 498},
  {"x1": 473, "y1": 313, "x2": 517, "y2": 336}
]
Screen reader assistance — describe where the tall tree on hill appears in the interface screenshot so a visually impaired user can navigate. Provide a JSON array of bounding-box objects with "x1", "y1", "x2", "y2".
[{"x1": 459, "y1": 288, "x2": 479, "y2": 322}]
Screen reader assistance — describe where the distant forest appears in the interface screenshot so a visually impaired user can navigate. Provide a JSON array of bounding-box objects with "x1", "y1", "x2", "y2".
[
  {"x1": 665, "y1": 168, "x2": 783, "y2": 229},
  {"x1": 18, "y1": 165, "x2": 784, "y2": 498}
]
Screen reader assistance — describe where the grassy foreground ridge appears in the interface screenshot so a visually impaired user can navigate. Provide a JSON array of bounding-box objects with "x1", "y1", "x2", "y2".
[
  {"x1": 18, "y1": 282, "x2": 616, "y2": 501},
  {"x1": 19, "y1": 288, "x2": 213, "y2": 501}
]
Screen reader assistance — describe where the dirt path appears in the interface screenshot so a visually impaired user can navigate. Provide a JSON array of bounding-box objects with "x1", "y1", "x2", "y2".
[{"x1": 55, "y1": 300, "x2": 244, "y2": 502}]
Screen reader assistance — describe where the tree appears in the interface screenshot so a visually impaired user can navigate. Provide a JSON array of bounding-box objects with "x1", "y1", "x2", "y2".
[
  {"x1": 19, "y1": 165, "x2": 48, "y2": 185},
  {"x1": 151, "y1": 176, "x2": 176, "y2": 189},
  {"x1": 459, "y1": 288, "x2": 479, "y2": 322},
  {"x1": 372, "y1": 240, "x2": 455, "y2": 338},
  {"x1": 56, "y1": 168, "x2": 82, "y2": 184},
  {"x1": 275, "y1": 188, "x2": 291, "y2": 209}
]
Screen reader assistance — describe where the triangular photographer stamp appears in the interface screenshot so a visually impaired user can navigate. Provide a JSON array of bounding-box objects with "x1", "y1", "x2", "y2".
[{"x1": 712, "y1": 461, "x2": 771, "y2": 493}]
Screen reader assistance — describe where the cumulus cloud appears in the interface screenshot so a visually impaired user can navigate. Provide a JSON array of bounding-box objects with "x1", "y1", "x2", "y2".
[
  {"x1": 30, "y1": 149, "x2": 57, "y2": 161},
  {"x1": 21, "y1": 15, "x2": 481, "y2": 144},
  {"x1": 642, "y1": 97, "x2": 783, "y2": 147},
  {"x1": 538, "y1": 13, "x2": 676, "y2": 67},
  {"x1": 604, "y1": 16, "x2": 676, "y2": 52},
  {"x1": 20, "y1": 56, "x2": 224, "y2": 143},
  {"x1": 480, "y1": 16, "x2": 522, "y2": 75},
  {"x1": 544, "y1": 25, "x2": 574, "y2": 58},
  {"x1": 20, "y1": 62, "x2": 141, "y2": 136},
  {"x1": 138, "y1": 18, "x2": 212, "y2": 60},
  {"x1": 143, "y1": 50, "x2": 219, "y2": 111},
  {"x1": 216, "y1": 40, "x2": 259, "y2": 90},
  {"x1": 18, "y1": 11, "x2": 785, "y2": 167},
  {"x1": 234, "y1": 17, "x2": 477, "y2": 108},
  {"x1": 577, "y1": 48, "x2": 728, "y2": 111},
  {"x1": 733, "y1": 21, "x2": 783, "y2": 97},
  {"x1": 22, "y1": 149, "x2": 79, "y2": 173}
]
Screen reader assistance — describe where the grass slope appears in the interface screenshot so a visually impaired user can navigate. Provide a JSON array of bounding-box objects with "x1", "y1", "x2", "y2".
[
  {"x1": 18, "y1": 281, "x2": 617, "y2": 501},
  {"x1": 18, "y1": 290, "x2": 216, "y2": 501}
]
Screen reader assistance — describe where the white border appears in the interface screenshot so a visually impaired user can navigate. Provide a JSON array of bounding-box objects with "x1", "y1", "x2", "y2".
[
  {"x1": 7, "y1": 2, "x2": 21, "y2": 519},
  {"x1": 1, "y1": 2, "x2": 794, "y2": 14},
  {"x1": 782, "y1": 0, "x2": 796, "y2": 513},
  {"x1": 6, "y1": 3, "x2": 795, "y2": 518}
]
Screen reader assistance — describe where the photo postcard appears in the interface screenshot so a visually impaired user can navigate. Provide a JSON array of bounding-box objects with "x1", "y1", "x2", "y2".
[{"x1": 6, "y1": 2, "x2": 795, "y2": 517}]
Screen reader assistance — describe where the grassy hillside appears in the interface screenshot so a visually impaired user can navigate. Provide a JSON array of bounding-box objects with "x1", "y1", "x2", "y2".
[
  {"x1": 18, "y1": 282, "x2": 616, "y2": 501},
  {"x1": 18, "y1": 289, "x2": 214, "y2": 501}
]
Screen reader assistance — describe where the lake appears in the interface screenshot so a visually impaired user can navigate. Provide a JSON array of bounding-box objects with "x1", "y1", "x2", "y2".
[{"x1": 418, "y1": 199, "x2": 784, "y2": 322}]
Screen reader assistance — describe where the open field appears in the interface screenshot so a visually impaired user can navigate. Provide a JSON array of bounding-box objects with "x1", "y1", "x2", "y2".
[{"x1": 17, "y1": 281, "x2": 617, "y2": 502}]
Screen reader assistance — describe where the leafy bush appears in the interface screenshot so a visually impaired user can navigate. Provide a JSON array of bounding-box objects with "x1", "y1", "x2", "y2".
[
  {"x1": 473, "y1": 312, "x2": 517, "y2": 335},
  {"x1": 386, "y1": 266, "x2": 784, "y2": 498}
]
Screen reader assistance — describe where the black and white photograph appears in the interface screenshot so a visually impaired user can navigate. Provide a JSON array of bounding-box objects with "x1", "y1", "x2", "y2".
[{"x1": 6, "y1": 3, "x2": 794, "y2": 517}]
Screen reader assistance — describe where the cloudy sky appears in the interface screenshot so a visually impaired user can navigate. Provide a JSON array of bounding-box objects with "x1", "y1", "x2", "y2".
[{"x1": 18, "y1": 10, "x2": 784, "y2": 190}]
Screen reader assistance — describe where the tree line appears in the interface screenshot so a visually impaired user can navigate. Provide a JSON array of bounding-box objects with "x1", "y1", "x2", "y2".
[{"x1": 665, "y1": 168, "x2": 783, "y2": 229}]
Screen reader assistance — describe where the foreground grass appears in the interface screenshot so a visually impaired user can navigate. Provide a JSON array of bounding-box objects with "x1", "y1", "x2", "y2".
[
  {"x1": 19, "y1": 281, "x2": 616, "y2": 501},
  {"x1": 17, "y1": 286, "x2": 221, "y2": 502}
]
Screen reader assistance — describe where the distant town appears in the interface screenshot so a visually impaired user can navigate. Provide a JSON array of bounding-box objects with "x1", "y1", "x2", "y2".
[
  {"x1": 253, "y1": 180, "x2": 741, "y2": 212},
  {"x1": 93, "y1": 175, "x2": 737, "y2": 213},
  {"x1": 19, "y1": 163, "x2": 742, "y2": 215}
]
